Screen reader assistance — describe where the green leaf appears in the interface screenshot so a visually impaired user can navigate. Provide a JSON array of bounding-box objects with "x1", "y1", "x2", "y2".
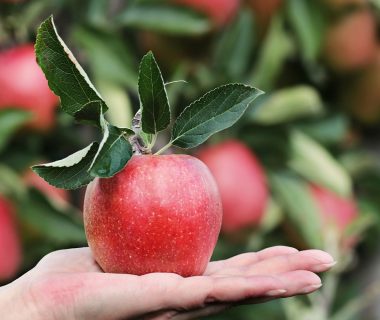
[
  {"x1": 17, "y1": 189, "x2": 86, "y2": 244},
  {"x1": 213, "y1": 10, "x2": 255, "y2": 79},
  {"x1": 138, "y1": 51, "x2": 171, "y2": 134},
  {"x1": 89, "y1": 116, "x2": 133, "y2": 178},
  {"x1": 296, "y1": 115, "x2": 348, "y2": 145},
  {"x1": 32, "y1": 142, "x2": 99, "y2": 190},
  {"x1": 288, "y1": 130, "x2": 352, "y2": 197},
  {"x1": 249, "y1": 14, "x2": 294, "y2": 91},
  {"x1": 171, "y1": 84, "x2": 264, "y2": 148},
  {"x1": 0, "y1": 109, "x2": 32, "y2": 152},
  {"x1": 286, "y1": 0, "x2": 326, "y2": 63},
  {"x1": 72, "y1": 26, "x2": 137, "y2": 91},
  {"x1": 117, "y1": 4, "x2": 211, "y2": 35},
  {"x1": 271, "y1": 173, "x2": 323, "y2": 248},
  {"x1": 0, "y1": 164, "x2": 27, "y2": 199},
  {"x1": 250, "y1": 86, "x2": 324, "y2": 124},
  {"x1": 35, "y1": 16, "x2": 107, "y2": 124}
]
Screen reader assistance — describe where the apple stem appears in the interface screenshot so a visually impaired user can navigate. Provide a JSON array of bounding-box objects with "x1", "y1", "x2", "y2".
[{"x1": 154, "y1": 142, "x2": 172, "y2": 155}]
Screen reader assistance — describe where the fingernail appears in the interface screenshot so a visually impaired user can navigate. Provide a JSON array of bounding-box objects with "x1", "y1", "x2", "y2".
[
  {"x1": 301, "y1": 283, "x2": 322, "y2": 293},
  {"x1": 313, "y1": 261, "x2": 337, "y2": 272},
  {"x1": 265, "y1": 289, "x2": 287, "y2": 296}
]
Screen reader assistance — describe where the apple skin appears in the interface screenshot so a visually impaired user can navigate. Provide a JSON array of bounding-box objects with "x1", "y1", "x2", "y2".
[
  {"x1": 309, "y1": 185, "x2": 358, "y2": 233},
  {"x1": 0, "y1": 45, "x2": 59, "y2": 130},
  {"x1": 322, "y1": 10, "x2": 377, "y2": 73},
  {"x1": 197, "y1": 140, "x2": 268, "y2": 233},
  {"x1": 172, "y1": 0, "x2": 240, "y2": 26},
  {"x1": 83, "y1": 154, "x2": 222, "y2": 276},
  {"x1": 0, "y1": 196, "x2": 21, "y2": 281}
]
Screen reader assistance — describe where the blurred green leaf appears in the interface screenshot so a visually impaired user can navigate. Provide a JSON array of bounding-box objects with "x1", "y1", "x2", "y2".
[
  {"x1": 97, "y1": 80, "x2": 134, "y2": 129},
  {"x1": 0, "y1": 165, "x2": 26, "y2": 199},
  {"x1": 117, "y1": 4, "x2": 211, "y2": 35},
  {"x1": 286, "y1": 0, "x2": 326, "y2": 63},
  {"x1": 250, "y1": 86, "x2": 323, "y2": 124},
  {"x1": 260, "y1": 198, "x2": 283, "y2": 233},
  {"x1": 249, "y1": 14, "x2": 294, "y2": 91},
  {"x1": 72, "y1": 26, "x2": 137, "y2": 91},
  {"x1": 32, "y1": 142, "x2": 99, "y2": 190},
  {"x1": 35, "y1": 16, "x2": 107, "y2": 122},
  {"x1": 271, "y1": 172, "x2": 323, "y2": 248},
  {"x1": 139, "y1": 51, "x2": 171, "y2": 134},
  {"x1": 171, "y1": 84, "x2": 264, "y2": 149},
  {"x1": 89, "y1": 116, "x2": 133, "y2": 178},
  {"x1": 0, "y1": 109, "x2": 31, "y2": 153},
  {"x1": 213, "y1": 10, "x2": 255, "y2": 80},
  {"x1": 289, "y1": 130, "x2": 352, "y2": 197},
  {"x1": 296, "y1": 115, "x2": 348, "y2": 145},
  {"x1": 17, "y1": 189, "x2": 86, "y2": 245}
]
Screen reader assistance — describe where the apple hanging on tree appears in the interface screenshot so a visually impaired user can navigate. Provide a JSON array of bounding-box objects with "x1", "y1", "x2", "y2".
[
  {"x1": 0, "y1": 196, "x2": 21, "y2": 281},
  {"x1": 197, "y1": 140, "x2": 268, "y2": 233},
  {"x1": 32, "y1": 16, "x2": 263, "y2": 276},
  {"x1": 0, "y1": 45, "x2": 59, "y2": 130}
]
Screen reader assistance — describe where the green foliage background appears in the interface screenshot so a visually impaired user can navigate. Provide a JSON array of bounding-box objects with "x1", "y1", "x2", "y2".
[{"x1": 1, "y1": 0, "x2": 380, "y2": 319}]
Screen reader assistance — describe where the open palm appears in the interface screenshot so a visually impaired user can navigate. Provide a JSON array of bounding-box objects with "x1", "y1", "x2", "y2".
[{"x1": 5, "y1": 246, "x2": 335, "y2": 320}]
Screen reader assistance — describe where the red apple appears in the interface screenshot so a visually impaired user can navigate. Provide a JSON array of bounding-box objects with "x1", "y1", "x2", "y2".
[
  {"x1": 0, "y1": 196, "x2": 21, "y2": 281},
  {"x1": 322, "y1": 10, "x2": 377, "y2": 73},
  {"x1": 172, "y1": 0, "x2": 240, "y2": 26},
  {"x1": 197, "y1": 140, "x2": 268, "y2": 233},
  {"x1": 83, "y1": 154, "x2": 222, "y2": 276},
  {"x1": 0, "y1": 45, "x2": 59, "y2": 130},
  {"x1": 309, "y1": 184, "x2": 358, "y2": 234},
  {"x1": 23, "y1": 169, "x2": 69, "y2": 205}
]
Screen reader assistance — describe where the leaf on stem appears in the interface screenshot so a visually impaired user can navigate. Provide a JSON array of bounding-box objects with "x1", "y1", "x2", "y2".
[{"x1": 171, "y1": 84, "x2": 264, "y2": 148}]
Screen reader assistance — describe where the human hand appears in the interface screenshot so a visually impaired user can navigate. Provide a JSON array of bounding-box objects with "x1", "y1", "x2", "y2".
[{"x1": 0, "y1": 246, "x2": 335, "y2": 320}]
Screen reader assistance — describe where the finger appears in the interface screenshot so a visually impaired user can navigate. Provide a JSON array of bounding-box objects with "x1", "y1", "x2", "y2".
[
  {"x1": 205, "y1": 246, "x2": 299, "y2": 275},
  {"x1": 35, "y1": 247, "x2": 102, "y2": 273},
  {"x1": 279, "y1": 270, "x2": 322, "y2": 297},
  {"x1": 173, "y1": 270, "x2": 323, "y2": 319},
  {"x1": 80, "y1": 272, "x2": 288, "y2": 319},
  {"x1": 213, "y1": 250, "x2": 335, "y2": 277}
]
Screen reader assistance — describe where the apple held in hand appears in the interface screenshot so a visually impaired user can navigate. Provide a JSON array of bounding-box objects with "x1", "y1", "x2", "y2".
[
  {"x1": 0, "y1": 45, "x2": 59, "y2": 130},
  {"x1": 84, "y1": 155, "x2": 222, "y2": 276},
  {"x1": 0, "y1": 196, "x2": 21, "y2": 281},
  {"x1": 198, "y1": 140, "x2": 268, "y2": 233},
  {"x1": 32, "y1": 16, "x2": 263, "y2": 276}
]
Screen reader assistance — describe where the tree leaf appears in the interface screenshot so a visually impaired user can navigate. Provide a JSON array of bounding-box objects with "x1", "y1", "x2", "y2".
[
  {"x1": 271, "y1": 172, "x2": 323, "y2": 248},
  {"x1": 17, "y1": 189, "x2": 86, "y2": 244},
  {"x1": 89, "y1": 116, "x2": 133, "y2": 178},
  {"x1": 35, "y1": 16, "x2": 107, "y2": 124},
  {"x1": 138, "y1": 51, "x2": 171, "y2": 134},
  {"x1": 117, "y1": 4, "x2": 211, "y2": 35},
  {"x1": 213, "y1": 10, "x2": 255, "y2": 80},
  {"x1": 171, "y1": 84, "x2": 264, "y2": 148},
  {"x1": 286, "y1": 0, "x2": 326, "y2": 63},
  {"x1": 250, "y1": 86, "x2": 324, "y2": 124},
  {"x1": 0, "y1": 109, "x2": 32, "y2": 152},
  {"x1": 249, "y1": 15, "x2": 294, "y2": 91},
  {"x1": 288, "y1": 130, "x2": 352, "y2": 197},
  {"x1": 72, "y1": 26, "x2": 137, "y2": 91},
  {"x1": 32, "y1": 142, "x2": 99, "y2": 190}
]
